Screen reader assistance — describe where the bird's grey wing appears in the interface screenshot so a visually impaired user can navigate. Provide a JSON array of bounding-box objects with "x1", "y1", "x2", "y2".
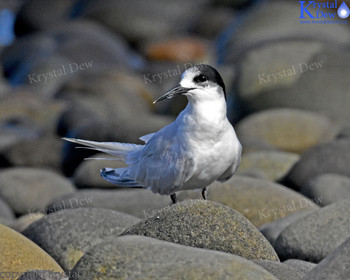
[{"x1": 128, "y1": 124, "x2": 195, "y2": 195}]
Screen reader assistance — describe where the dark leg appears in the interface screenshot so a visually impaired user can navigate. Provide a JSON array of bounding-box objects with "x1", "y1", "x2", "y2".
[
  {"x1": 202, "y1": 187, "x2": 207, "y2": 200},
  {"x1": 170, "y1": 193, "x2": 177, "y2": 204}
]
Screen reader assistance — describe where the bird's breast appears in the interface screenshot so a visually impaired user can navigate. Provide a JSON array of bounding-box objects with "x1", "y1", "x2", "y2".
[{"x1": 184, "y1": 122, "x2": 238, "y2": 179}]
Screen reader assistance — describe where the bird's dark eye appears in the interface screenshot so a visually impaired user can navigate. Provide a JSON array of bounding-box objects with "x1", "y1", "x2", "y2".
[{"x1": 194, "y1": 74, "x2": 207, "y2": 83}]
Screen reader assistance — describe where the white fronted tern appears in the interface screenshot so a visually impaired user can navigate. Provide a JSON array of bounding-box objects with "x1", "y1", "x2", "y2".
[{"x1": 64, "y1": 64, "x2": 242, "y2": 204}]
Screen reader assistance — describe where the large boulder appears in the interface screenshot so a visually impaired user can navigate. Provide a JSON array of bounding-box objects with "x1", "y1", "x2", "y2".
[{"x1": 121, "y1": 200, "x2": 279, "y2": 261}]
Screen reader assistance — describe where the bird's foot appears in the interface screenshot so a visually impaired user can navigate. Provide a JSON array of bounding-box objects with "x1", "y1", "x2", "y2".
[
  {"x1": 202, "y1": 187, "x2": 207, "y2": 200},
  {"x1": 170, "y1": 193, "x2": 177, "y2": 204}
]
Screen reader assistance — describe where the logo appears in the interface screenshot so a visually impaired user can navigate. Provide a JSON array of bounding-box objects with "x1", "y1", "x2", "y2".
[{"x1": 299, "y1": 1, "x2": 350, "y2": 23}]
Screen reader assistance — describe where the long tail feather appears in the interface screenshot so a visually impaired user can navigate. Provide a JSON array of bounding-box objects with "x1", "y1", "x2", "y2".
[{"x1": 63, "y1": 137, "x2": 143, "y2": 159}]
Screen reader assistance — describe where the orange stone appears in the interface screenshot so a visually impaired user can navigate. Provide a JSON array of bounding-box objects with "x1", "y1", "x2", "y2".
[{"x1": 146, "y1": 38, "x2": 207, "y2": 62}]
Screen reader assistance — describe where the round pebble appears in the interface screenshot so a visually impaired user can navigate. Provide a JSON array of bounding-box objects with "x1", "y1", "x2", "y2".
[
  {"x1": 70, "y1": 235, "x2": 279, "y2": 280},
  {"x1": 0, "y1": 167, "x2": 75, "y2": 215},
  {"x1": 22, "y1": 208, "x2": 140, "y2": 271}
]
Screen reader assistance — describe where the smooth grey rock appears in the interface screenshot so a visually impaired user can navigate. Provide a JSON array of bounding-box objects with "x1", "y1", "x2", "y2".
[
  {"x1": 194, "y1": 6, "x2": 235, "y2": 39},
  {"x1": 1, "y1": 33, "x2": 56, "y2": 83},
  {"x1": 225, "y1": 1, "x2": 350, "y2": 62},
  {"x1": 0, "y1": 65, "x2": 8, "y2": 95},
  {"x1": 23, "y1": 55, "x2": 73, "y2": 98},
  {"x1": 14, "y1": 0, "x2": 78, "y2": 33},
  {"x1": 235, "y1": 108, "x2": 335, "y2": 154},
  {"x1": 283, "y1": 259, "x2": 316, "y2": 275},
  {"x1": 0, "y1": 168, "x2": 75, "y2": 215},
  {"x1": 237, "y1": 151, "x2": 299, "y2": 181},
  {"x1": 301, "y1": 174, "x2": 350, "y2": 206},
  {"x1": 0, "y1": 91, "x2": 65, "y2": 135},
  {"x1": 0, "y1": 196, "x2": 14, "y2": 220},
  {"x1": 284, "y1": 140, "x2": 350, "y2": 190},
  {"x1": 73, "y1": 153, "x2": 127, "y2": 188},
  {"x1": 82, "y1": 0, "x2": 210, "y2": 43},
  {"x1": 253, "y1": 260, "x2": 305, "y2": 280},
  {"x1": 234, "y1": 42, "x2": 350, "y2": 124},
  {"x1": 259, "y1": 210, "x2": 315, "y2": 247},
  {"x1": 3, "y1": 135, "x2": 63, "y2": 172},
  {"x1": 22, "y1": 208, "x2": 140, "y2": 271},
  {"x1": 8, "y1": 213, "x2": 45, "y2": 233},
  {"x1": 4, "y1": 20, "x2": 142, "y2": 85},
  {"x1": 178, "y1": 176, "x2": 320, "y2": 227},
  {"x1": 70, "y1": 235, "x2": 279, "y2": 280},
  {"x1": 337, "y1": 126, "x2": 350, "y2": 140},
  {"x1": 49, "y1": 20, "x2": 144, "y2": 72},
  {"x1": 303, "y1": 237, "x2": 350, "y2": 280},
  {"x1": 122, "y1": 200, "x2": 279, "y2": 261},
  {"x1": 275, "y1": 198, "x2": 350, "y2": 262},
  {"x1": 47, "y1": 189, "x2": 170, "y2": 219}
]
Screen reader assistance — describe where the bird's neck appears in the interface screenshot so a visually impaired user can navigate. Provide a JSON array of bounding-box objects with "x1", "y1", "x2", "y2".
[{"x1": 178, "y1": 98, "x2": 228, "y2": 132}]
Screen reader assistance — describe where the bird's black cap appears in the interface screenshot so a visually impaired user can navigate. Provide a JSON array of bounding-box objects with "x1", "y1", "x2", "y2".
[{"x1": 194, "y1": 64, "x2": 226, "y2": 99}]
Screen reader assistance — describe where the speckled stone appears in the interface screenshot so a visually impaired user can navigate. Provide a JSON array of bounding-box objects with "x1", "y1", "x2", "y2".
[
  {"x1": 275, "y1": 198, "x2": 350, "y2": 262},
  {"x1": 0, "y1": 167, "x2": 76, "y2": 215},
  {"x1": 22, "y1": 208, "x2": 140, "y2": 271},
  {"x1": 18, "y1": 270, "x2": 66, "y2": 280},
  {"x1": 253, "y1": 260, "x2": 305, "y2": 280},
  {"x1": 237, "y1": 151, "x2": 299, "y2": 181},
  {"x1": 178, "y1": 176, "x2": 320, "y2": 227},
  {"x1": 121, "y1": 200, "x2": 279, "y2": 261},
  {"x1": 71, "y1": 235, "x2": 279, "y2": 280},
  {"x1": 303, "y1": 237, "x2": 350, "y2": 280},
  {"x1": 0, "y1": 224, "x2": 64, "y2": 277}
]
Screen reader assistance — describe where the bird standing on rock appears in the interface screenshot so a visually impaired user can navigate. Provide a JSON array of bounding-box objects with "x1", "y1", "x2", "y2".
[{"x1": 64, "y1": 64, "x2": 242, "y2": 204}]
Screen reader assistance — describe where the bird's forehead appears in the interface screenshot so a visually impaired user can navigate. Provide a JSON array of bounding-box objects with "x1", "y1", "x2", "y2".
[{"x1": 181, "y1": 67, "x2": 200, "y2": 81}]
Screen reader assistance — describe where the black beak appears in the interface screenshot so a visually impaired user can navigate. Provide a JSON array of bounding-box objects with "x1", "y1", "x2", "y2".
[{"x1": 153, "y1": 84, "x2": 194, "y2": 104}]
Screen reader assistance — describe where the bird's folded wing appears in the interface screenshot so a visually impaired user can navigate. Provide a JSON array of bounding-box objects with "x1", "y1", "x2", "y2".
[
  {"x1": 129, "y1": 129, "x2": 195, "y2": 195},
  {"x1": 134, "y1": 153, "x2": 195, "y2": 195}
]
